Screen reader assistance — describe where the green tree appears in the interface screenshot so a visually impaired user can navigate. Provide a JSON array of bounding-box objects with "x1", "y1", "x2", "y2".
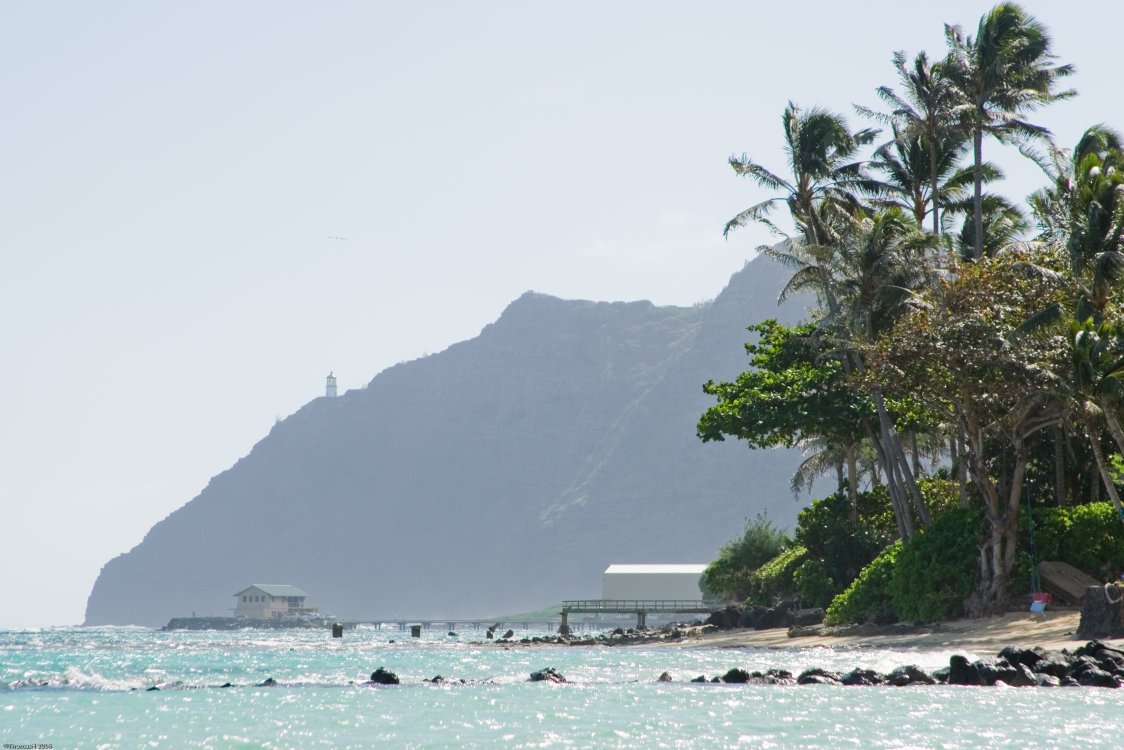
[
  {"x1": 1024, "y1": 127, "x2": 1124, "y2": 513},
  {"x1": 876, "y1": 250, "x2": 1069, "y2": 614},
  {"x1": 698, "y1": 321, "x2": 874, "y2": 514},
  {"x1": 785, "y1": 208, "x2": 941, "y2": 538},
  {"x1": 944, "y1": 3, "x2": 1074, "y2": 260},
  {"x1": 699, "y1": 321, "x2": 871, "y2": 449}
]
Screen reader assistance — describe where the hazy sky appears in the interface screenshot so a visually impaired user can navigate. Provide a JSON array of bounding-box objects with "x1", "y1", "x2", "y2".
[{"x1": 3, "y1": 2, "x2": 1121, "y2": 628}]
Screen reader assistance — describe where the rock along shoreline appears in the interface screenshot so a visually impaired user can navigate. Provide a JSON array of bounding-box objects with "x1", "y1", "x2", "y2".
[{"x1": 361, "y1": 640, "x2": 1124, "y2": 689}]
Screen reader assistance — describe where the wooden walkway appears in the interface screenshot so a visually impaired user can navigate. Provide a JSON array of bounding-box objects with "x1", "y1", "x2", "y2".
[{"x1": 560, "y1": 599, "x2": 720, "y2": 630}]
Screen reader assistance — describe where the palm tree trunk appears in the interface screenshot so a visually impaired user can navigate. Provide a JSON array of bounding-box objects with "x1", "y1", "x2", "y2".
[
  {"x1": 1097, "y1": 395, "x2": 1124, "y2": 456},
  {"x1": 910, "y1": 432, "x2": 922, "y2": 477},
  {"x1": 958, "y1": 425, "x2": 970, "y2": 508},
  {"x1": 846, "y1": 442, "x2": 859, "y2": 523},
  {"x1": 1088, "y1": 428, "x2": 1124, "y2": 514},
  {"x1": 875, "y1": 390, "x2": 932, "y2": 526},
  {"x1": 870, "y1": 429, "x2": 912, "y2": 540},
  {"x1": 1002, "y1": 436, "x2": 1030, "y2": 588},
  {"x1": 852, "y1": 347, "x2": 931, "y2": 529},
  {"x1": 1054, "y1": 425, "x2": 1067, "y2": 506},
  {"x1": 972, "y1": 115, "x2": 984, "y2": 260},
  {"x1": 930, "y1": 141, "x2": 941, "y2": 236}
]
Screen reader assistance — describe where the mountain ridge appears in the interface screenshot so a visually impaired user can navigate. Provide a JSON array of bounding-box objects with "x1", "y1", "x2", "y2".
[{"x1": 84, "y1": 254, "x2": 814, "y2": 625}]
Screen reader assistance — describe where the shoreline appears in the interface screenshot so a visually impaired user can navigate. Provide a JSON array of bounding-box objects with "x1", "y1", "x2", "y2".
[{"x1": 675, "y1": 610, "x2": 1115, "y2": 653}]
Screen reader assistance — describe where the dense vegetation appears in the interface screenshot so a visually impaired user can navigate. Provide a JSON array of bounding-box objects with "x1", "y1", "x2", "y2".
[
  {"x1": 700, "y1": 3, "x2": 1124, "y2": 619},
  {"x1": 701, "y1": 516, "x2": 789, "y2": 601}
]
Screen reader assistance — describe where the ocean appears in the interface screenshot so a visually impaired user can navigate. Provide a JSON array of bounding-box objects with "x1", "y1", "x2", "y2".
[{"x1": 3, "y1": 626, "x2": 1123, "y2": 749}]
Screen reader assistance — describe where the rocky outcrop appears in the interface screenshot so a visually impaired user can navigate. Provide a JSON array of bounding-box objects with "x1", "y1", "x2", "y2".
[
  {"x1": 672, "y1": 642, "x2": 1124, "y2": 689},
  {"x1": 703, "y1": 601, "x2": 811, "y2": 632}
]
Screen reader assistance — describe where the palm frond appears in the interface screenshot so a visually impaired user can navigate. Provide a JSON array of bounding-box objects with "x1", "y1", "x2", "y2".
[
  {"x1": 728, "y1": 156, "x2": 792, "y2": 192},
  {"x1": 1012, "y1": 301, "x2": 1063, "y2": 338},
  {"x1": 724, "y1": 199, "x2": 784, "y2": 238}
]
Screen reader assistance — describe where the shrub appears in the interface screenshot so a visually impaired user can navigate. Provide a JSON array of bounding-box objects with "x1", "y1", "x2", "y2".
[
  {"x1": 861, "y1": 478, "x2": 962, "y2": 540},
  {"x1": 701, "y1": 515, "x2": 790, "y2": 601},
  {"x1": 792, "y1": 491, "x2": 886, "y2": 606},
  {"x1": 746, "y1": 545, "x2": 807, "y2": 607},
  {"x1": 890, "y1": 508, "x2": 984, "y2": 622},
  {"x1": 729, "y1": 479, "x2": 964, "y2": 612},
  {"x1": 1031, "y1": 502, "x2": 1124, "y2": 581},
  {"x1": 825, "y1": 541, "x2": 901, "y2": 625},
  {"x1": 792, "y1": 558, "x2": 838, "y2": 609},
  {"x1": 917, "y1": 477, "x2": 962, "y2": 518}
]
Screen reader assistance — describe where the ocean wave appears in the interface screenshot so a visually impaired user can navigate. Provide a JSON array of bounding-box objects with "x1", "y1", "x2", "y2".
[{"x1": 62, "y1": 666, "x2": 149, "y2": 692}]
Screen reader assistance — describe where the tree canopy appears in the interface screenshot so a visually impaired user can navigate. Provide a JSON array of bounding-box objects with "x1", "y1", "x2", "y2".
[{"x1": 702, "y1": 3, "x2": 1124, "y2": 616}]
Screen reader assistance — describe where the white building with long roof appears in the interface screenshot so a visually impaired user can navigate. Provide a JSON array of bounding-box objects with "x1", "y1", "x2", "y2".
[{"x1": 601, "y1": 564, "x2": 709, "y2": 601}]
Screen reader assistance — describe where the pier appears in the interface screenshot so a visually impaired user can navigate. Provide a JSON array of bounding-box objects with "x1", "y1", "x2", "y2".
[
  {"x1": 560, "y1": 599, "x2": 720, "y2": 631},
  {"x1": 167, "y1": 600, "x2": 723, "y2": 635},
  {"x1": 339, "y1": 601, "x2": 722, "y2": 634}
]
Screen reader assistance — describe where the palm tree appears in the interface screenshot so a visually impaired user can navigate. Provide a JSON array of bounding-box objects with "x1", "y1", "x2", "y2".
[
  {"x1": 725, "y1": 102, "x2": 878, "y2": 248},
  {"x1": 858, "y1": 50, "x2": 964, "y2": 235},
  {"x1": 1064, "y1": 133, "x2": 1124, "y2": 320},
  {"x1": 1065, "y1": 317, "x2": 1124, "y2": 518},
  {"x1": 953, "y1": 194, "x2": 1029, "y2": 259},
  {"x1": 867, "y1": 126, "x2": 1004, "y2": 236},
  {"x1": 1017, "y1": 129, "x2": 1124, "y2": 521},
  {"x1": 1030, "y1": 125, "x2": 1124, "y2": 253},
  {"x1": 790, "y1": 437, "x2": 886, "y2": 523},
  {"x1": 1022, "y1": 127, "x2": 1124, "y2": 334},
  {"x1": 944, "y1": 3, "x2": 1075, "y2": 260},
  {"x1": 769, "y1": 207, "x2": 941, "y2": 538}
]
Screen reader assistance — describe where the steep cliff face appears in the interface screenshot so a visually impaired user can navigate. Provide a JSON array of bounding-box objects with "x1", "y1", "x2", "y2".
[{"x1": 84, "y1": 255, "x2": 812, "y2": 626}]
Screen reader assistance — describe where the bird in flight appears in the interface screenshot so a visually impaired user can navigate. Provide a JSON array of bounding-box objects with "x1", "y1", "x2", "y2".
[{"x1": 325, "y1": 236, "x2": 348, "y2": 240}]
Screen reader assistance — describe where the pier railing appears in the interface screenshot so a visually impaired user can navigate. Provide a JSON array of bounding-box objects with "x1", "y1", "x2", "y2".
[
  {"x1": 560, "y1": 599, "x2": 718, "y2": 614},
  {"x1": 559, "y1": 599, "x2": 721, "y2": 630}
]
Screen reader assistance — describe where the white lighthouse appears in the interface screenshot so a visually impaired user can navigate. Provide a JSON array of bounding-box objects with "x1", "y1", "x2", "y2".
[{"x1": 325, "y1": 372, "x2": 338, "y2": 398}]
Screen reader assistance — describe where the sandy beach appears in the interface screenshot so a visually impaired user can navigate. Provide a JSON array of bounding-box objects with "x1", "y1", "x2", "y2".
[{"x1": 677, "y1": 609, "x2": 1120, "y2": 653}]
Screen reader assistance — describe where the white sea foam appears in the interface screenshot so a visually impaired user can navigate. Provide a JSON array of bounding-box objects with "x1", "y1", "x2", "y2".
[{"x1": 61, "y1": 666, "x2": 147, "y2": 692}]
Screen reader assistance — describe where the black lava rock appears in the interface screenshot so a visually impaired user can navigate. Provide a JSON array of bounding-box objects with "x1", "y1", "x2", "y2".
[
  {"x1": 887, "y1": 665, "x2": 935, "y2": 686},
  {"x1": 840, "y1": 668, "x2": 885, "y2": 686},
  {"x1": 948, "y1": 655, "x2": 980, "y2": 686},
  {"x1": 797, "y1": 668, "x2": 842, "y2": 685},
  {"x1": 529, "y1": 667, "x2": 566, "y2": 683},
  {"x1": 369, "y1": 668, "x2": 400, "y2": 685}
]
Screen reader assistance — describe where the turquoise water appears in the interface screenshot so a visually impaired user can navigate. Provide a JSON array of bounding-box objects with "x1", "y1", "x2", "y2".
[{"x1": 3, "y1": 627, "x2": 1123, "y2": 748}]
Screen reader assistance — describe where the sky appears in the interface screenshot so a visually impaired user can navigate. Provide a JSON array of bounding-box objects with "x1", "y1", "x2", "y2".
[{"x1": 2, "y1": 1, "x2": 1122, "y2": 629}]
